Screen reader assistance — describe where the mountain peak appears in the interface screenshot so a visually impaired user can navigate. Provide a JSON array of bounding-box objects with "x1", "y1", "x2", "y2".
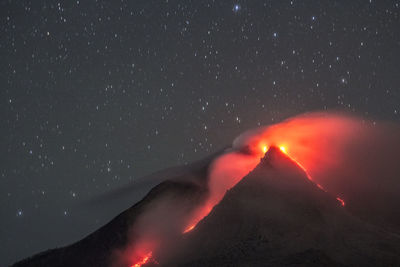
[
  {"x1": 247, "y1": 145, "x2": 315, "y2": 191},
  {"x1": 261, "y1": 145, "x2": 288, "y2": 165},
  {"x1": 164, "y1": 147, "x2": 400, "y2": 267}
]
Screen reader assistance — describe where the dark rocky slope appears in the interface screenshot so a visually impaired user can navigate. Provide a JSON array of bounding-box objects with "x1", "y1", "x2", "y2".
[{"x1": 12, "y1": 154, "x2": 214, "y2": 267}]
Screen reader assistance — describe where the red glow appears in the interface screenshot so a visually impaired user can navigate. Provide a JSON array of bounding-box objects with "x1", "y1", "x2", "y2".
[
  {"x1": 183, "y1": 225, "x2": 195, "y2": 233},
  {"x1": 121, "y1": 113, "x2": 361, "y2": 266},
  {"x1": 236, "y1": 114, "x2": 362, "y2": 178},
  {"x1": 316, "y1": 183, "x2": 325, "y2": 191},
  {"x1": 131, "y1": 251, "x2": 153, "y2": 267},
  {"x1": 336, "y1": 197, "x2": 346, "y2": 206},
  {"x1": 119, "y1": 240, "x2": 159, "y2": 267}
]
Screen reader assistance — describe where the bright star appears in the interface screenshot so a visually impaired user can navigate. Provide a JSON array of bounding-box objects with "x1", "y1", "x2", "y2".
[{"x1": 233, "y1": 4, "x2": 240, "y2": 12}]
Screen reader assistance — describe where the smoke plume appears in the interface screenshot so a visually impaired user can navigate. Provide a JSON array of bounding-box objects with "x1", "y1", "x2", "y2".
[{"x1": 115, "y1": 112, "x2": 400, "y2": 266}]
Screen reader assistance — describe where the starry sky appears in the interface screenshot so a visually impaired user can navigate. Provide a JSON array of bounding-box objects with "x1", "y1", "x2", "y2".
[{"x1": 1, "y1": 0, "x2": 399, "y2": 265}]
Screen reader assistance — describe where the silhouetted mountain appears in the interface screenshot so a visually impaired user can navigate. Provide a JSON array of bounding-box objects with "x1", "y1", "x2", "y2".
[{"x1": 13, "y1": 147, "x2": 400, "y2": 267}]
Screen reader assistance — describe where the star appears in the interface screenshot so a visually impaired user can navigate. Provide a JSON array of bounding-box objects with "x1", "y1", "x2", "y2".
[{"x1": 233, "y1": 4, "x2": 241, "y2": 12}]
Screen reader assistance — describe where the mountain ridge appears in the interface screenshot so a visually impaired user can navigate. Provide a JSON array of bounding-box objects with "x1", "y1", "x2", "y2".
[{"x1": 13, "y1": 147, "x2": 400, "y2": 267}]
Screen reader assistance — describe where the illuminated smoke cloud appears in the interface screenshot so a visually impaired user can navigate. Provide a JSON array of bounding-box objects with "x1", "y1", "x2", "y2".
[{"x1": 233, "y1": 112, "x2": 400, "y2": 224}]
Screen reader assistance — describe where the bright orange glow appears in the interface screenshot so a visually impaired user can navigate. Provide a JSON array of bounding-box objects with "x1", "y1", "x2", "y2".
[
  {"x1": 131, "y1": 251, "x2": 153, "y2": 267},
  {"x1": 279, "y1": 146, "x2": 286, "y2": 153},
  {"x1": 183, "y1": 225, "x2": 195, "y2": 233},
  {"x1": 263, "y1": 145, "x2": 268, "y2": 153},
  {"x1": 235, "y1": 113, "x2": 362, "y2": 177},
  {"x1": 316, "y1": 183, "x2": 325, "y2": 191},
  {"x1": 336, "y1": 197, "x2": 346, "y2": 206}
]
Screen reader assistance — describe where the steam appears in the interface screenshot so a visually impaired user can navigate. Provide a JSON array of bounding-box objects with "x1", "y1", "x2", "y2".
[{"x1": 114, "y1": 112, "x2": 400, "y2": 266}]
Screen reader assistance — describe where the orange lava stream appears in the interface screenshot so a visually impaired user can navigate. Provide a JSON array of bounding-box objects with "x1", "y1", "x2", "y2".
[
  {"x1": 336, "y1": 197, "x2": 345, "y2": 206},
  {"x1": 131, "y1": 252, "x2": 153, "y2": 267},
  {"x1": 276, "y1": 146, "x2": 346, "y2": 207},
  {"x1": 183, "y1": 224, "x2": 195, "y2": 233}
]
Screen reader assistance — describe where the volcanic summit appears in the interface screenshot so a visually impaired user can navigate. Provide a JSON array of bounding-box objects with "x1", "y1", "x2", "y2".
[{"x1": 13, "y1": 147, "x2": 400, "y2": 267}]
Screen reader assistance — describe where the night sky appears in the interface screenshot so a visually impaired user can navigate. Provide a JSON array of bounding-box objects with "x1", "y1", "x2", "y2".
[{"x1": 1, "y1": 0, "x2": 399, "y2": 265}]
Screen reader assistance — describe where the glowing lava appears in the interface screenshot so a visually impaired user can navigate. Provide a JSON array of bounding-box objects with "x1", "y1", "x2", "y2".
[
  {"x1": 182, "y1": 143, "x2": 346, "y2": 239},
  {"x1": 183, "y1": 225, "x2": 195, "y2": 233},
  {"x1": 131, "y1": 252, "x2": 153, "y2": 267},
  {"x1": 123, "y1": 113, "x2": 361, "y2": 266},
  {"x1": 267, "y1": 145, "x2": 346, "y2": 207},
  {"x1": 336, "y1": 197, "x2": 346, "y2": 206},
  {"x1": 127, "y1": 143, "x2": 346, "y2": 266}
]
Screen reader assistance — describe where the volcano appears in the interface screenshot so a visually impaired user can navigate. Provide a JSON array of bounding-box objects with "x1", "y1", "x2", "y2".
[{"x1": 13, "y1": 147, "x2": 400, "y2": 267}]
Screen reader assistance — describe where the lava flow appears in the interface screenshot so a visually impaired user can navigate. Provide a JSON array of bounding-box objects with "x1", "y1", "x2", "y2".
[
  {"x1": 270, "y1": 145, "x2": 346, "y2": 207},
  {"x1": 131, "y1": 252, "x2": 152, "y2": 267},
  {"x1": 183, "y1": 225, "x2": 195, "y2": 233},
  {"x1": 124, "y1": 113, "x2": 366, "y2": 266},
  {"x1": 183, "y1": 144, "x2": 346, "y2": 237}
]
